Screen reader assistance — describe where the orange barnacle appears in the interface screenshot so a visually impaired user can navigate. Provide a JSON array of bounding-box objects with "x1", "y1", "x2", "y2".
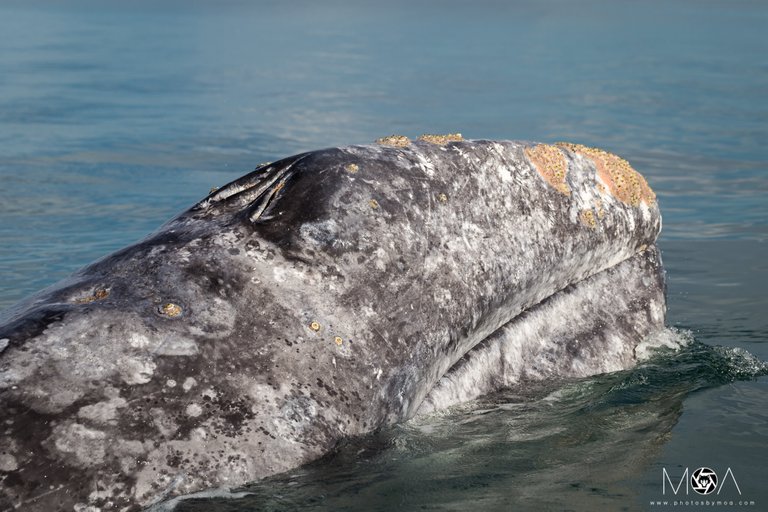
[
  {"x1": 556, "y1": 142, "x2": 656, "y2": 207},
  {"x1": 524, "y1": 144, "x2": 570, "y2": 196}
]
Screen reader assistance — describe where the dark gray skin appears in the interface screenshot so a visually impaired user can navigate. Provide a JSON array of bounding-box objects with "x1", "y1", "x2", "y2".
[{"x1": 0, "y1": 138, "x2": 664, "y2": 510}]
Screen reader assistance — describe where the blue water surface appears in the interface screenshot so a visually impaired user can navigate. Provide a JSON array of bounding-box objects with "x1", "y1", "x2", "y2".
[{"x1": 0, "y1": 1, "x2": 766, "y2": 510}]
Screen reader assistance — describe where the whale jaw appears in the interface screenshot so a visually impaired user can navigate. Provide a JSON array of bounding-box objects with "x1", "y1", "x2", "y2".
[{"x1": 419, "y1": 246, "x2": 666, "y2": 416}]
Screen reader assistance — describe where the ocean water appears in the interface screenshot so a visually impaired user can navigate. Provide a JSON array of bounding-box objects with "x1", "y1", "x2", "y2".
[{"x1": 0, "y1": 1, "x2": 766, "y2": 510}]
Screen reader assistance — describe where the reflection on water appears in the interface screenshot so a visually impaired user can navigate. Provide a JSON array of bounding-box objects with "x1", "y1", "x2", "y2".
[
  {"x1": 0, "y1": 0, "x2": 767, "y2": 510},
  {"x1": 160, "y1": 335, "x2": 766, "y2": 511},
  {"x1": 0, "y1": 1, "x2": 766, "y2": 305}
]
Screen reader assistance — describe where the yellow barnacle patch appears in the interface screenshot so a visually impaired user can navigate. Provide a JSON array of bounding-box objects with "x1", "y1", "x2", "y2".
[
  {"x1": 334, "y1": 336, "x2": 343, "y2": 346},
  {"x1": 524, "y1": 144, "x2": 570, "y2": 196},
  {"x1": 93, "y1": 288, "x2": 110, "y2": 300},
  {"x1": 159, "y1": 303, "x2": 183, "y2": 318},
  {"x1": 594, "y1": 198, "x2": 605, "y2": 219},
  {"x1": 417, "y1": 133, "x2": 464, "y2": 145},
  {"x1": 309, "y1": 321, "x2": 321, "y2": 332},
  {"x1": 437, "y1": 192, "x2": 448, "y2": 203},
  {"x1": 580, "y1": 209, "x2": 597, "y2": 229},
  {"x1": 556, "y1": 142, "x2": 656, "y2": 207},
  {"x1": 75, "y1": 288, "x2": 110, "y2": 304},
  {"x1": 345, "y1": 163, "x2": 359, "y2": 173},
  {"x1": 369, "y1": 199, "x2": 380, "y2": 209},
  {"x1": 376, "y1": 135, "x2": 411, "y2": 147}
]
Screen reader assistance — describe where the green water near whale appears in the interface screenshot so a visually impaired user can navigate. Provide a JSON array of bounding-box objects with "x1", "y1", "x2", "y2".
[{"x1": 0, "y1": 1, "x2": 766, "y2": 510}]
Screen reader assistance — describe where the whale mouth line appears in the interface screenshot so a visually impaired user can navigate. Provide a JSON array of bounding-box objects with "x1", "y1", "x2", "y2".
[{"x1": 418, "y1": 246, "x2": 666, "y2": 416}]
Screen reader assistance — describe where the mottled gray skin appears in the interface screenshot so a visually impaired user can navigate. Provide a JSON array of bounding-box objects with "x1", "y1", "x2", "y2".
[{"x1": 0, "y1": 139, "x2": 664, "y2": 510}]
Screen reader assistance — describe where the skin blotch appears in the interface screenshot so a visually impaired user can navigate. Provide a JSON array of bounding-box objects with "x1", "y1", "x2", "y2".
[
  {"x1": 52, "y1": 423, "x2": 108, "y2": 467},
  {"x1": 417, "y1": 133, "x2": 463, "y2": 145},
  {"x1": 375, "y1": 135, "x2": 410, "y2": 147},
  {"x1": 77, "y1": 397, "x2": 127, "y2": 424},
  {"x1": 556, "y1": 142, "x2": 656, "y2": 206},
  {"x1": 524, "y1": 144, "x2": 570, "y2": 196},
  {"x1": 0, "y1": 453, "x2": 18, "y2": 472}
]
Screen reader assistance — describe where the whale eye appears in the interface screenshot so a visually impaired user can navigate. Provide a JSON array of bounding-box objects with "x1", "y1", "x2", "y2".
[{"x1": 158, "y1": 303, "x2": 183, "y2": 318}]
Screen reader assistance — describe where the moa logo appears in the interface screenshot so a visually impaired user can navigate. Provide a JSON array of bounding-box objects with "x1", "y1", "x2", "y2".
[{"x1": 663, "y1": 467, "x2": 742, "y2": 496}]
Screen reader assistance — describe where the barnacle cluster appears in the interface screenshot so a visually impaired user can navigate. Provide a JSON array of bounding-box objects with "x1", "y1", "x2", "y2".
[
  {"x1": 159, "y1": 303, "x2": 183, "y2": 317},
  {"x1": 75, "y1": 288, "x2": 110, "y2": 304},
  {"x1": 524, "y1": 144, "x2": 571, "y2": 196},
  {"x1": 580, "y1": 209, "x2": 597, "y2": 229},
  {"x1": 375, "y1": 135, "x2": 411, "y2": 147},
  {"x1": 417, "y1": 133, "x2": 464, "y2": 145},
  {"x1": 556, "y1": 143, "x2": 656, "y2": 206}
]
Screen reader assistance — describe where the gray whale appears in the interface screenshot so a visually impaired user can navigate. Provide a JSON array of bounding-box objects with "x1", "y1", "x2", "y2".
[{"x1": 0, "y1": 136, "x2": 665, "y2": 510}]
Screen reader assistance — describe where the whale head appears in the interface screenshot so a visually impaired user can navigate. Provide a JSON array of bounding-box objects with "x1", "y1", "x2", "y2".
[{"x1": 0, "y1": 139, "x2": 665, "y2": 509}]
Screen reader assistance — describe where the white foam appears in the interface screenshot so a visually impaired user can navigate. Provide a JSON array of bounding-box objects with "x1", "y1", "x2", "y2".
[
  {"x1": 634, "y1": 327, "x2": 694, "y2": 362},
  {"x1": 145, "y1": 487, "x2": 253, "y2": 511}
]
